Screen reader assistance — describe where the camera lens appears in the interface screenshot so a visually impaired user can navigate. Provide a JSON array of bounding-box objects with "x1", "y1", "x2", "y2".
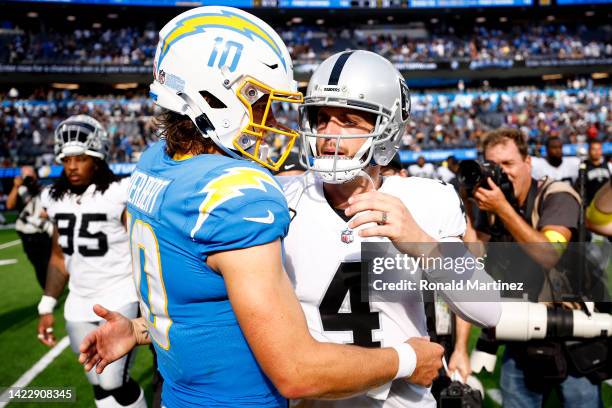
[{"x1": 458, "y1": 160, "x2": 483, "y2": 191}]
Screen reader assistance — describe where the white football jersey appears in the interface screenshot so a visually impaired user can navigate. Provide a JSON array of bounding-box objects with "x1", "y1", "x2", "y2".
[
  {"x1": 41, "y1": 178, "x2": 137, "y2": 322},
  {"x1": 280, "y1": 174, "x2": 466, "y2": 408},
  {"x1": 531, "y1": 156, "x2": 580, "y2": 183},
  {"x1": 408, "y1": 163, "x2": 436, "y2": 179},
  {"x1": 435, "y1": 166, "x2": 456, "y2": 183}
]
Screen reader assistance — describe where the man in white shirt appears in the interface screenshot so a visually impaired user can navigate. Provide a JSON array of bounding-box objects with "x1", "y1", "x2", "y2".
[
  {"x1": 408, "y1": 156, "x2": 436, "y2": 179},
  {"x1": 531, "y1": 137, "x2": 579, "y2": 183}
]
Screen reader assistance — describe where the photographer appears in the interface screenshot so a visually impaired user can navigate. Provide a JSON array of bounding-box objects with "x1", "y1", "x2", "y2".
[
  {"x1": 7, "y1": 166, "x2": 53, "y2": 289},
  {"x1": 464, "y1": 128, "x2": 601, "y2": 407}
]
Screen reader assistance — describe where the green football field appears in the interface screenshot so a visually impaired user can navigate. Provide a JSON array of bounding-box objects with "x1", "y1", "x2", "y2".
[{"x1": 0, "y1": 228, "x2": 609, "y2": 407}]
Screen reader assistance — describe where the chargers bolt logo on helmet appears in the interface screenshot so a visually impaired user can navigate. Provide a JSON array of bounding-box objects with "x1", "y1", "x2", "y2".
[{"x1": 150, "y1": 6, "x2": 303, "y2": 172}]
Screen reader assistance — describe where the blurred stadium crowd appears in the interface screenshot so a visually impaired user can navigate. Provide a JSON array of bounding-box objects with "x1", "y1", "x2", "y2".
[
  {"x1": 284, "y1": 23, "x2": 612, "y2": 64},
  {"x1": 1, "y1": 20, "x2": 610, "y2": 66},
  {"x1": 0, "y1": 84, "x2": 609, "y2": 166}
]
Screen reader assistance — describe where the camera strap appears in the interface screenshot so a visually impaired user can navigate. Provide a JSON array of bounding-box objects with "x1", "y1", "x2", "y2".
[
  {"x1": 521, "y1": 179, "x2": 539, "y2": 224},
  {"x1": 530, "y1": 177, "x2": 582, "y2": 229}
]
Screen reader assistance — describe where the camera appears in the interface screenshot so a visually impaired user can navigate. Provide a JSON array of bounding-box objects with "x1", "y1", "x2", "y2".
[
  {"x1": 22, "y1": 176, "x2": 40, "y2": 197},
  {"x1": 439, "y1": 381, "x2": 482, "y2": 408},
  {"x1": 457, "y1": 160, "x2": 514, "y2": 203},
  {"x1": 470, "y1": 301, "x2": 612, "y2": 378}
]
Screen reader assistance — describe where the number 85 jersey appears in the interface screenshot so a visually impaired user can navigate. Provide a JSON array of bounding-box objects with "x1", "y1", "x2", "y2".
[{"x1": 40, "y1": 179, "x2": 136, "y2": 322}]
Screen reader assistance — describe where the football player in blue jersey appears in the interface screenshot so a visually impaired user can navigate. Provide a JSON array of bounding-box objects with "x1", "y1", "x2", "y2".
[{"x1": 78, "y1": 6, "x2": 444, "y2": 408}]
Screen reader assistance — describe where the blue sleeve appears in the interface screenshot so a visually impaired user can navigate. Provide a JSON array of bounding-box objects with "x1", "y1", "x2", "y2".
[{"x1": 190, "y1": 164, "x2": 290, "y2": 255}]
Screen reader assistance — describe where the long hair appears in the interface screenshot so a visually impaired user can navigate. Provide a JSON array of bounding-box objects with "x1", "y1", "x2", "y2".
[
  {"x1": 49, "y1": 158, "x2": 119, "y2": 200},
  {"x1": 156, "y1": 110, "x2": 216, "y2": 158}
]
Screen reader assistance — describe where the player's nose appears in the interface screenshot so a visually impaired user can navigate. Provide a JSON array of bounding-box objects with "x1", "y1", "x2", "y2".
[{"x1": 319, "y1": 118, "x2": 342, "y2": 135}]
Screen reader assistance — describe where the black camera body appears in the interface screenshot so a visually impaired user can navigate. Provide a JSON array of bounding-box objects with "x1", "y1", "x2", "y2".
[
  {"x1": 439, "y1": 381, "x2": 482, "y2": 408},
  {"x1": 22, "y1": 175, "x2": 42, "y2": 196},
  {"x1": 458, "y1": 160, "x2": 516, "y2": 205},
  {"x1": 457, "y1": 160, "x2": 514, "y2": 202}
]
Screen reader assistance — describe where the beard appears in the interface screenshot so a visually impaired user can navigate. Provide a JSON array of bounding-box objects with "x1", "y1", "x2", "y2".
[{"x1": 548, "y1": 156, "x2": 562, "y2": 167}]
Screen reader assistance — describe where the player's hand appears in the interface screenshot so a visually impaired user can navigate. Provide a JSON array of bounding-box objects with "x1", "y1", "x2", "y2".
[
  {"x1": 13, "y1": 176, "x2": 23, "y2": 187},
  {"x1": 448, "y1": 349, "x2": 471, "y2": 382},
  {"x1": 78, "y1": 304, "x2": 137, "y2": 374},
  {"x1": 473, "y1": 178, "x2": 512, "y2": 216},
  {"x1": 404, "y1": 337, "x2": 444, "y2": 387},
  {"x1": 37, "y1": 314, "x2": 56, "y2": 347},
  {"x1": 345, "y1": 190, "x2": 436, "y2": 250}
]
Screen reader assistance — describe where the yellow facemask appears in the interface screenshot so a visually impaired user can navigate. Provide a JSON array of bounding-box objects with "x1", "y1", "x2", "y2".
[{"x1": 234, "y1": 77, "x2": 303, "y2": 172}]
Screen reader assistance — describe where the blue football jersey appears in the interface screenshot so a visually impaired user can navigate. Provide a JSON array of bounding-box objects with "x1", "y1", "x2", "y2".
[{"x1": 126, "y1": 141, "x2": 289, "y2": 408}]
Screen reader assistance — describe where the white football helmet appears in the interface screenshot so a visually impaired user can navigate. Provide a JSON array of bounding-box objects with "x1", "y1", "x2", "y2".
[
  {"x1": 54, "y1": 114, "x2": 110, "y2": 162},
  {"x1": 299, "y1": 50, "x2": 411, "y2": 183},
  {"x1": 150, "y1": 6, "x2": 303, "y2": 171}
]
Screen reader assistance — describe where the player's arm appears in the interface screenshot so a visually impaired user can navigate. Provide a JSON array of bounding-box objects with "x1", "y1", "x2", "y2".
[
  {"x1": 44, "y1": 228, "x2": 69, "y2": 297},
  {"x1": 448, "y1": 316, "x2": 471, "y2": 381},
  {"x1": 121, "y1": 208, "x2": 128, "y2": 229},
  {"x1": 346, "y1": 189, "x2": 501, "y2": 328},
  {"x1": 586, "y1": 182, "x2": 612, "y2": 236},
  {"x1": 37, "y1": 227, "x2": 69, "y2": 346},
  {"x1": 6, "y1": 177, "x2": 22, "y2": 210},
  {"x1": 78, "y1": 306, "x2": 151, "y2": 374},
  {"x1": 209, "y1": 239, "x2": 443, "y2": 399}
]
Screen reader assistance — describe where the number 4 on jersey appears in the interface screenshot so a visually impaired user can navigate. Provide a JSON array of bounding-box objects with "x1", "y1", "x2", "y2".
[{"x1": 319, "y1": 262, "x2": 381, "y2": 348}]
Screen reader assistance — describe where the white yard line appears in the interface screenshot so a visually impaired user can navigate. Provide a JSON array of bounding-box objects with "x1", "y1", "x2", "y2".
[
  {"x1": 0, "y1": 336, "x2": 70, "y2": 408},
  {"x1": 0, "y1": 240, "x2": 20, "y2": 250},
  {"x1": 0, "y1": 259, "x2": 17, "y2": 266}
]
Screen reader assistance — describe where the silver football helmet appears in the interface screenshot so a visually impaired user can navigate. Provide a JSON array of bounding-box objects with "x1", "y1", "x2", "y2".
[
  {"x1": 299, "y1": 50, "x2": 411, "y2": 183},
  {"x1": 54, "y1": 115, "x2": 110, "y2": 162}
]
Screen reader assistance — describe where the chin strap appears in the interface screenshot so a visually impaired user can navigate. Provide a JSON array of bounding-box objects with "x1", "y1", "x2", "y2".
[{"x1": 356, "y1": 169, "x2": 377, "y2": 190}]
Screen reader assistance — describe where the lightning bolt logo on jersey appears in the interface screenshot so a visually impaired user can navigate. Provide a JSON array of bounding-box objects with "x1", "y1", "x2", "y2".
[
  {"x1": 190, "y1": 167, "x2": 282, "y2": 237},
  {"x1": 127, "y1": 141, "x2": 290, "y2": 408}
]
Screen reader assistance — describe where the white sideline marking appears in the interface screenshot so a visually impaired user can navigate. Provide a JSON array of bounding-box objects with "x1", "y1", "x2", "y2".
[
  {"x1": 0, "y1": 240, "x2": 20, "y2": 250},
  {"x1": 0, "y1": 259, "x2": 17, "y2": 266},
  {"x1": 0, "y1": 336, "x2": 70, "y2": 408},
  {"x1": 486, "y1": 388, "x2": 503, "y2": 406}
]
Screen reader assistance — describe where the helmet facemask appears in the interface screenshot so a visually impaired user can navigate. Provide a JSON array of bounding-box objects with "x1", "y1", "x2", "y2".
[
  {"x1": 54, "y1": 116, "x2": 109, "y2": 162},
  {"x1": 233, "y1": 77, "x2": 303, "y2": 172},
  {"x1": 299, "y1": 98, "x2": 402, "y2": 184}
]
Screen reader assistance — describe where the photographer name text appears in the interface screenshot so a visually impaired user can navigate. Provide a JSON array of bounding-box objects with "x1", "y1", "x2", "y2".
[{"x1": 372, "y1": 279, "x2": 524, "y2": 292}]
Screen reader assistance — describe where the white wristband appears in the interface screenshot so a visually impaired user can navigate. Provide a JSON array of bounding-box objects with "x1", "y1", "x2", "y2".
[
  {"x1": 392, "y1": 343, "x2": 417, "y2": 380},
  {"x1": 37, "y1": 295, "x2": 57, "y2": 315}
]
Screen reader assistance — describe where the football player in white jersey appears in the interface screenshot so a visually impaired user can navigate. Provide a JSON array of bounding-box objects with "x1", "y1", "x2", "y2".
[
  {"x1": 36, "y1": 115, "x2": 146, "y2": 408},
  {"x1": 281, "y1": 50, "x2": 501, "y2": 407},
  {"x1": 531, "y1": 137, "x2": 580, "y2": 183},
  {"x1": 408, "y1": 156, "x2": 436, "y2": 179}
]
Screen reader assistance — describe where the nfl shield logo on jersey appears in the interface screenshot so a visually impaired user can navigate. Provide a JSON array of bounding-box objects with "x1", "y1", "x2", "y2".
[{"x1": 340, "y1": 228, "x2": 354, "y2": 244}]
